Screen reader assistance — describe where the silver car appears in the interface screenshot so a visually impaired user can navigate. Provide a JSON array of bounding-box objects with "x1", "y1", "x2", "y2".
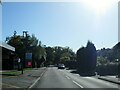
[{"x1": 58, "y1": 64, "x2": 65, "y2": 69}]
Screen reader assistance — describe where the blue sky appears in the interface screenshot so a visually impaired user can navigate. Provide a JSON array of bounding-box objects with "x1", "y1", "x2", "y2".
[{"x1": 2, "y1": 1, "x2": 119, "y2": 52}]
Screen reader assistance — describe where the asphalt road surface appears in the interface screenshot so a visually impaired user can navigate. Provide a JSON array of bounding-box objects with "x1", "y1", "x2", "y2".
[{"x1": 33, "y1": 67, "x2": 119, "y2": 88}]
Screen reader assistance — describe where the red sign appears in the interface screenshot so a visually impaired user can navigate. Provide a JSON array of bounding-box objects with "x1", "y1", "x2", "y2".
[{"x1": 28, "y1": 62, "x2": 31, "y2": 65}]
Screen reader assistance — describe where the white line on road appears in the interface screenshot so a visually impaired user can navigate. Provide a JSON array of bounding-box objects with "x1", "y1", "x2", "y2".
[
  {"x1": 72, "y1": 81, "x2": 84, "y2": 88},
  {"x1": 28, "y1": 75, "x2": 41, "y2": 88},
  {"x1": 28, "y1": 70, "x2": 46, "y2": 88},
  {"x1": 66, "y1": 76, "x2": 70, "y2": 79}
]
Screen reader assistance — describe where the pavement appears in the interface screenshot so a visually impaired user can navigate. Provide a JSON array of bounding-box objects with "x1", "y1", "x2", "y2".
[
  {"x1": 98, "y1": 75, "x2": 120, "y2": 85},
  {"x1": 2, "y1": 67, "x2": 47, "y2": 89},
  {"x1": 0, "y1": 70, "x2": 16, "y2": 73},
  {"x1": 66, "y1": 69, "x2": 120, "y2": 85}
]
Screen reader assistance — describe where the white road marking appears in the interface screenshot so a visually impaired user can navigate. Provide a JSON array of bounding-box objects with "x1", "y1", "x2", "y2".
[
  {"x1": 72, "y1": 81, "x2": 84, "y2": 88},
  {"x1": 66, "y1": 76, "x2": 70, "y2": 79},
  {"x1": 28, "y1": 76, "x2": 41, "y2": 88},
  {"x1": 28, "y1": 70, "x2": 46, "y2": 88}
]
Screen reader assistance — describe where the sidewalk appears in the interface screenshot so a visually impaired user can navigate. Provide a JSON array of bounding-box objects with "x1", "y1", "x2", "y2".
[
  {"x1": 2, "y1": 67, "x2": 47, "y2": 89},
  {"x1": 0, "y1": 70, "x2": 17, "y2": 73},
  {"x1": 98, "y1": 75, "x2": 120, "y2": 85}
]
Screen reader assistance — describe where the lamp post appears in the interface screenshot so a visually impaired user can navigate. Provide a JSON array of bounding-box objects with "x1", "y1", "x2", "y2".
[
  {"x1": 116, "y1": 59, "x2": 120, "y2": 78},
  {"x1": 118, "y1": 59, "x2": 120, "y2": 78},
  {"x1": 21, "y1": 59, "x2": 24, "y2": 74}
]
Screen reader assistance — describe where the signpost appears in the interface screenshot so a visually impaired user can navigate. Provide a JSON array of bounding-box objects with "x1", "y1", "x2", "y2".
[{"x1": 25, "y1": 53, "x2": 32, "y2": 68}]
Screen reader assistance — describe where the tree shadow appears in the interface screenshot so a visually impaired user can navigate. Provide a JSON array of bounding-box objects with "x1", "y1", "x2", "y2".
[{"x1": 70, "y1": 70, "x2": 96, "y2": 77}]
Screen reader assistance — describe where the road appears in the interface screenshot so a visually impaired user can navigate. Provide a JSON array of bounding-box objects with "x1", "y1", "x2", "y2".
[{"x1": 33, "y1": 67, "x2": 119, "y2": 88}]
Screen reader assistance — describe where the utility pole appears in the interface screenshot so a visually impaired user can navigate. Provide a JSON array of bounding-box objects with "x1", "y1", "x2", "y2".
[{"x1": 21, "y1": 31, "x2": 28, "y2": 74}]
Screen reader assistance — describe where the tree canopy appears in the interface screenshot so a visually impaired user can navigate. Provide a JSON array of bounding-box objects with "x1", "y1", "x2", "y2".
[
  {"x1": 76, "y1": 41, "x2": 97, "y2": 75},
  {"x1": 6, "y1": 31, "x2": 46, "y2": 68}
]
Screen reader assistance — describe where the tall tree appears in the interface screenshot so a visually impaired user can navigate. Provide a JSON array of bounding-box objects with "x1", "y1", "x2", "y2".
[
  {"x1": 76, "y1": 41, "x2": 97, "y2": 75},
  {"x1": 86, "y1": 41, "x2": 97, "y2": 72}
]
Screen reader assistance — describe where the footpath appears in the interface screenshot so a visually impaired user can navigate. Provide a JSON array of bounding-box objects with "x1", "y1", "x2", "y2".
[
  {"x1": 66, "y1": 68, "x2": 120, "y2": 85},
  {"x1": 98, "y1": 75, "x2": 120, "y2": 85},
  {"x1": 1, "y1": 67, "x2": 47, "y2": 89}
]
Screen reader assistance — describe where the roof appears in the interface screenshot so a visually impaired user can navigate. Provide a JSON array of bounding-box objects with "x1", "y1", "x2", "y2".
[{"x1": 0, "y1": 41, "x2": 15, "y2": 51}]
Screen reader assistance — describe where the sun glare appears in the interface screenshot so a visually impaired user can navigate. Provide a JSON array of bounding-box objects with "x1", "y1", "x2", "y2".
[{"x1": 81, "y1": 0, "x2": 117, "y2": 15}]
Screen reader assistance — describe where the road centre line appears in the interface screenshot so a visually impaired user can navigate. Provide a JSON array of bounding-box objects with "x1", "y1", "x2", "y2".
[
  {"x1": 72, "y1": 81, "x2": 84, "y2": 88},
  {"x1": 66, "y1": 76, "x2": 70, "y2": 79}
]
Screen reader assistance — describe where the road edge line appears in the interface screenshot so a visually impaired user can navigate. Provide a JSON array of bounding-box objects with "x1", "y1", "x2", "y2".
[{"x1": 28, "y1": 68, "x2": 47, "y2": 89}]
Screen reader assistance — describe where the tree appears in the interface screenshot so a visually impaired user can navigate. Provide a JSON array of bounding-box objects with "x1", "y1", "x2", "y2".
[
  {"x1": 112, "y1": 42, "x2": 120, "y2": 60},
  {"x1": 77, "y1": 47, "x2": 87, "y2": 73},
  {"x1": 53, "y1": 46, "x2": 75, "y2": 65},
  {"x1": 45, "y1": 47, "x2": 55, "y2": 66},
  {"x1": 6, "y1": 31, "x2": 46, "y2": 68},
  {"x1": 97, "y1": 56, "x2": 108, "y2": 66},
  {"x1": 86, "y1": 41, "x2": 97, "y2": 72},
  {"x1": 0, "y1": 0, "x2": 2, "y2": 5},
  {"x1": 6, "y1": 33, "x2": 26, "y2": 67},
  {"x1": 32, "y1": 45, "x2": 46, "y2": 68},
  {"x1": 54, "y1": 46, "x2": 64, "y2": 64},
  {"x1": 76, "y1": 41, "x2": 97, "y2": 75}
]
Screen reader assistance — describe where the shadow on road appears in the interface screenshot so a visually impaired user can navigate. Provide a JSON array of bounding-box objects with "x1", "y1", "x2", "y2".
[{"x1": 70, "y1": 70, "x2": 96, "y2": 77}]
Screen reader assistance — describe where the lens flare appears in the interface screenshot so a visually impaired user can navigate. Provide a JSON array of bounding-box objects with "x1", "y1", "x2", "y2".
[{"x1": 81, "y1": 0, "x2": 117, "y2": 15}]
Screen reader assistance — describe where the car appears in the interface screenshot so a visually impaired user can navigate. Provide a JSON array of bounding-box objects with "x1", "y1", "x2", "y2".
[{"x1": 58, "y1": 64, "x2": 65, "y2": 69}]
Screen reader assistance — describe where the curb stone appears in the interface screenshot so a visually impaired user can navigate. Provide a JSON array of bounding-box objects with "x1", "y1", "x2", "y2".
[{"x1": 98, "y1": 77, "x2": 120, "y2": 85}]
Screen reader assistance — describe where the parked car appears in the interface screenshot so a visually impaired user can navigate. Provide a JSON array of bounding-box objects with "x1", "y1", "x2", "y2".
[{"x1": 58, "y1": 64, "x2": 65, "y2": 69}]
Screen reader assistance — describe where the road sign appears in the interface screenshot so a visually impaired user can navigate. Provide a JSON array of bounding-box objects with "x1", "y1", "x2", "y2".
[
  {"x1": 25, "y1": 53, "x2": 32, "y2": 68},
  {"x1": 25, "y1": 53, "x2": 32, "y2": 59}
]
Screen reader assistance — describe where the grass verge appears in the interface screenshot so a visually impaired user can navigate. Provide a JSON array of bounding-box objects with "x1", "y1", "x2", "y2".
[{"x1": 0, "y1": 70, "x2": 26, "y2": 75}]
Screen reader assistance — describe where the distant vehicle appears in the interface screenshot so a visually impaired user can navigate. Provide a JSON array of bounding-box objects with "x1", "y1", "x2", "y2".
[{"x1": 58, "y1": 64, "x2": 65, "y2": 69}]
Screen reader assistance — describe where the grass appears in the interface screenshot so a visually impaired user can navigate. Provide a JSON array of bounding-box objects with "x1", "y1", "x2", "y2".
[
  {"x1": 0, "y1": 70, "x2": 26, "y2": 75},
  {"x1": 0, "y1": 68, "x2": 33, "y2": 75},
  {"x1": 24, "y1": 68, "x2": 33, "y2": 70}
]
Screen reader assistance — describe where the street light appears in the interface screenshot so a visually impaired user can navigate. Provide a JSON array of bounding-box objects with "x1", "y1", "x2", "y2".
[
  {"x1": 118, "y1": 59, "x2": 120, "y2": 78},
  {"x1": 116, "y1": 59, "x2": 120, "y2": 78}
]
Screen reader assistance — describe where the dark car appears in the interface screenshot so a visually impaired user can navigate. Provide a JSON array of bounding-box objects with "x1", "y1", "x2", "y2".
[{"x1": 58, "y1": 64, "x2": 65, "y2": 69}]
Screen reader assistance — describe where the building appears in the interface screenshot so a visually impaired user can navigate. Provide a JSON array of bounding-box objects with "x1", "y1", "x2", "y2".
[{"x1": 0, "y1": 41, "x2": 17, "y2": 70}]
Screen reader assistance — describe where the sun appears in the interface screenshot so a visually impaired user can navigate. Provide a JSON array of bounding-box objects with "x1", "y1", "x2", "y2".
[{"x1": 81, "y1": 0, "x2": 117, "y2": 15}]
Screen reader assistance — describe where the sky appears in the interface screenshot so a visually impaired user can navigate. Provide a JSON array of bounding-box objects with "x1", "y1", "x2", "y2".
[{"x1": 2, "y1": 0, "x2": 119, "y2": 52}]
